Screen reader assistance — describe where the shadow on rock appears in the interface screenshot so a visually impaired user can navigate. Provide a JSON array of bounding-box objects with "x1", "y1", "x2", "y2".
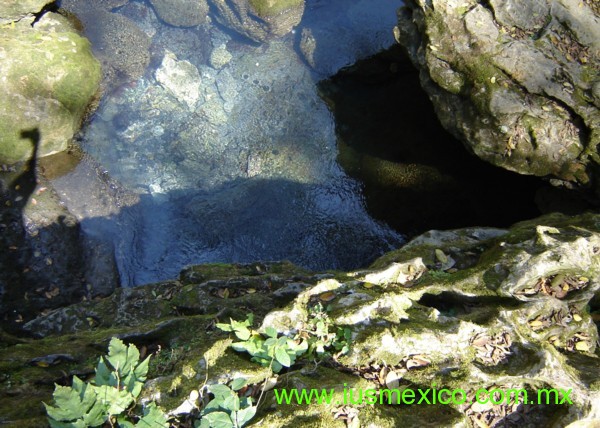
[{"x1": 0, "y1": 129, "x2": 119, "y2": 333}]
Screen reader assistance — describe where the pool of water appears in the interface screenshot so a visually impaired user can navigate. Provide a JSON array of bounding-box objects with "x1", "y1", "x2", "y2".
[{"x1": 52, "y1": 0, "x2": 406, "y2": 286}]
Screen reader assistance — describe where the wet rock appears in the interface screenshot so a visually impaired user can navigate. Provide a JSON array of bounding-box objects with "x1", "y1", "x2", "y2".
[
  {"x1": 0, "y1": 0, "x2": 52, "y2": 25},
  {"x1": 60, "y1": 1, "x2": 151, "y2": 91},
  {"x1": 209, "y1": 43, "x2": 233, "y2": 69},
  {"x1": 209, "y1": 0, "x2": 304, "y2": 43},
  {"x1": 155, "y1": 50, "x2": 201, "y2": 110},
  {"x1": 395, "y1": 0, "x2": 600, "y2": 190},
  {"x1": 149, "y1": 0, "x2": 208, "y2": 27},
  {"x1": 0, "y1": 12, "x2": 101, "y2": 164}
]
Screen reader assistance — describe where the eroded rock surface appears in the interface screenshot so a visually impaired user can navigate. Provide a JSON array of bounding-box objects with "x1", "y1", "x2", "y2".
[
  {"x1": 395, "y1": 0, "x2": 600, "y2": 191},
  {"x1": 3, "y1": 214, "x2": 598, "y2": 426}
]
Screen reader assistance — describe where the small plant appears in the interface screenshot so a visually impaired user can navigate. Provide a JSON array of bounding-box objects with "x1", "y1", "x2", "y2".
[
  {"x1": 216, "y1": 314, "x2": 307, "y2": 373},
  {"x1": 216, "y1": 308, "x2": 351, "y2": 373},
  {"x1": 44, "y1": 337, "x2": 168, "y2": 427},
  {"x1": 196, "y1": 379, "x2": 256, "y2": 428},
  {"x1": 299, "y1": 302, "x2": 351, "y2": 358}
]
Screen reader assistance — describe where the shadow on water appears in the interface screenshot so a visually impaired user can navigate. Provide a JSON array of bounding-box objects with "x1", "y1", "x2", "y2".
[
  {"x1": 1, "y1": 136, "x2": 401, "y2": 328},
  {"x1": 79, "y1": 175, "x2": 403, "y2": 287}
]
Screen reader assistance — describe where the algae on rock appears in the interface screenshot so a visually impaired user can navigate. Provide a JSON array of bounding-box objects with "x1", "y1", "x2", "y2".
[
  {"x1": 0, "y1": 11, "x2": 101, "y2": 164},
  {"x1": 395, "y1": 0, "x2": 600, "y2": 191},
  {"x1": 2, "y1": 215, "x2": 599, "y2": 426}
]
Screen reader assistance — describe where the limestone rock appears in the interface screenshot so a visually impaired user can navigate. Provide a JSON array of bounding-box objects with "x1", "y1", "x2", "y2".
[
  {"x1": 395, "y1": 0, "x2": 600, "y2": 190},
  {"x1": 0, "y1": 0, "x2": 52, "y2": 25},
  {"x1": 5, "y1": 213, "x2": 598, "y2": 426},
  {"x1": 209, "y1": 0, "x2": 304, "y2": 43},
  {"x1": 149, "y1": 0, "x2": 208, "y2": 27},
  {"x1": 0, "y1": 13, "x2": 101, "y2": 164}
]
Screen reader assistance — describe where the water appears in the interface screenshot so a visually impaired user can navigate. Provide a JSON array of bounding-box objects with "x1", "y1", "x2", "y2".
[{"x1": 53, "y1": 0, "x2": 406, "y2": 286}]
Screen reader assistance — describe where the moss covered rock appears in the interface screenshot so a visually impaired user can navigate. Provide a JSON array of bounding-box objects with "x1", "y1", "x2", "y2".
[
  {"x1": 0, "y1": 0, "x2": 51, "y2": 25},
  {"x1": 2, "y1": 214, "x2": 599, "y2": 426},
  {"x1": 0, "y1": 11, "x2": 101, "y2": 164},
  {"x1": 395, "y1": 0, "x2": 600, "y2": 192}
]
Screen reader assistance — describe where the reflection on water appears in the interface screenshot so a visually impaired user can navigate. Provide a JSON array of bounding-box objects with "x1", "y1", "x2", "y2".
[{"x1": 54, "y1": 0, "x2": 405, "y2": 286}]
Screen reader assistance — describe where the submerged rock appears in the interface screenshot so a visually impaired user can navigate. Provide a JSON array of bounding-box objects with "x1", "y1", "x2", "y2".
[
  {"x1": 0, "y1": 10, "x2": 101, "y2": 164},
  {"x1": 3, "y1": 213, "x2": 598, "y2": 426},
  {"x1": 155, "y1": 50, "x2": 201, "y2": 110},
  {"x1": 209, "y1": 0, "x2": 304, "y2": 42},
  {"x1": 149, "y1": 0, "x2": 208, "y2": 27},
  {"x1": 395, "y1": 0, "x2": 600, "y2": 191},
  {"x1": 60, "y1": 1, "x2": 151, "y2": 92}
]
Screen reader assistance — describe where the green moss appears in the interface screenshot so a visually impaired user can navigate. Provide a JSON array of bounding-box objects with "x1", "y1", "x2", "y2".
[{"x1": 0, "y1": 22, "x2": 101, "y2": 164}]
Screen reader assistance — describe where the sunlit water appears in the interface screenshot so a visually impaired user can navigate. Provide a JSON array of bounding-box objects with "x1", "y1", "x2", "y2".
[{"x1": 53, "y1": 0, "x2": 405, "y2": 285}]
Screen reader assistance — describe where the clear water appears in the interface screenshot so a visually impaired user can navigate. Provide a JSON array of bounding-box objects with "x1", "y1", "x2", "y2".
[{"x1": 53, "y1": 0, "x2": 405, "y2": 286}]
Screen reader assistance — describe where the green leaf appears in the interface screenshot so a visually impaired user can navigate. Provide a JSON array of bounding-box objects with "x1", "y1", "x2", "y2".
[
  {"x1": 245, "y1": 313, "x2": 254, "y2": 326},
  {"x1": 215, "y1": 323, "x2": 234, "y2": 332},
  {"x1": 48, "y1": 418, "x2": 87, "y2": 428},
  {"x1": 195, "y1": 419, "x2": 209, "y2": 428},
  {"x1": 316, "y1": 321, "x2": 327, "y2": 336},
  {"x1": 275, "y1": 347, "x2": 291, "y2": 367},
  {"x1": 265, "y1": 327, "x2": 278, "y2": 338},
  {"x1": 45, "y1": 383, "x2": 90, "y2": 421},
  {"x1": 202, "y1": 411, "x2": 234, "y2": 428},
  {"x1": 117, "y1": 418, "x2": 135, "y2": 428},
  {"x1": 222, "y1": 394, "x2": 240, "y2": 412},
  {"x1": 208, "y1": 384, "x2": 234, "y2": 400},
  {"x1": 95, "y1": 357, "x2": 116, "y2": 387},
  {"x1": 233, "y1": 325, "x2": 251, "y2": 341},
  {"x1": 271, "y1": 360, "x2": 283, "y2": 373},
  {"x1": 95, "y1": 385, "x2": 134, "y2": 415},
  {"x1": 230, "y1": 378, "x2": 247, "y2": 391},
  {"x1": 135, "y1": 403, "x2": 169, "y2": 427},
  {"x1": 235, "y1": 406, "x2": 257, "y2": 427}
]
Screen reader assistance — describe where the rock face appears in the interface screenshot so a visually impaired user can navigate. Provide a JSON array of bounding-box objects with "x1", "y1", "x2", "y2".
[
  {"x1": 0, "y1": 10, "x2": 101, "y2": 164},
  {"x1": 209, "y1": 0, "x2": 304, "y2": 42},
  {"x1": 149, "y1": 0, "x2": 208, "y2": 27},
  {"x1": 0, "y1": 0, "x2": 51, "y2": 25},
  {"x1": 3, "y1": 213, "x2": 599, "y2": 426},
  {"x1": 395, "y1": 0, "x2": 600, "y2": 190}
]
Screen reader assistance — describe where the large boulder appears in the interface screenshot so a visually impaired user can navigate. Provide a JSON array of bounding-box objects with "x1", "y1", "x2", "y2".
[
  {"x1": 395, "y1": 0, "x2": 600, "y2": 191},
  {"x1": 0, "y1": 11, "x2": 101, "y2": 164},
  {"x1": 209, "y1": 0, "x2": 304, "y2": 43}
]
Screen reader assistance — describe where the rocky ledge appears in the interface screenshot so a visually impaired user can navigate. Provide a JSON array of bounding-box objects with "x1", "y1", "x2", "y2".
[
  {"x1": 395, "y1": 0, "x2": 600, "y2": 193},
  {"x1": 1, "y1": 213, "x2": 598, "y2": 426}
]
